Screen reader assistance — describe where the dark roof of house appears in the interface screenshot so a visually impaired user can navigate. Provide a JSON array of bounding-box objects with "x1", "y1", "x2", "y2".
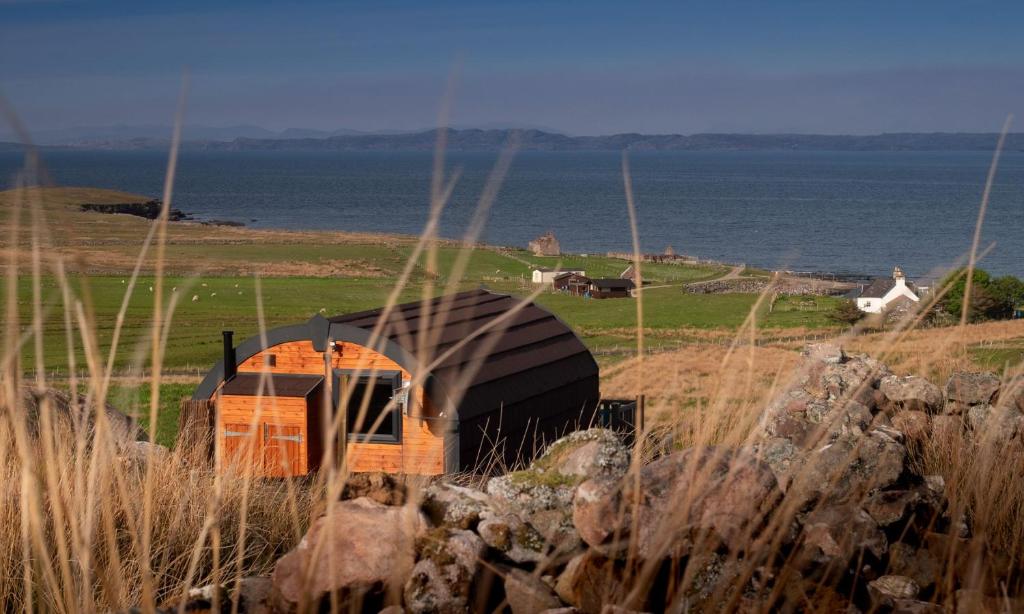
[
  {"x1": 591, "y1": 278, "x2": 635, "y2": 290},
  {"x1": 221, "y1": 373, "x2": 324, "y2": 397},
  {"x1": 554, "y1": 271, "x2": 588, "y2": 280},
  {"x1": 859, "y1": 278, "x2": 896, "y2": 299},
  {"x1": 329, "y1": 289, "x2": 597, "y2": 420}
]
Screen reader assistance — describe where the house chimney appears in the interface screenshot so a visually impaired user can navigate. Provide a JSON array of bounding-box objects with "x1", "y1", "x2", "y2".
[{"x1": 222, "y1": 330, "x2": 236, "y2": 381}]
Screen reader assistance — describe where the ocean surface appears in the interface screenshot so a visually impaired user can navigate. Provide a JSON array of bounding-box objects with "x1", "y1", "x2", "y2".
[{"x1": 2, "y1": 149, "x2": 1022, "y2": 278}]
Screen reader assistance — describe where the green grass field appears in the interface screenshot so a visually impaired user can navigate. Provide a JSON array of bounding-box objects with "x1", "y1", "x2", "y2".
[{"x1": 14, "y1": 274, "x2": 841, "y2": 374}]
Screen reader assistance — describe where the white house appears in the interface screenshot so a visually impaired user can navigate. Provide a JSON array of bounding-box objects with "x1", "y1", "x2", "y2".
[
  {"x1": 855, "y1": 266, "x2": 920, "y2": 313},
  {"x1": 532, "y1": 267, "x2": 585, "y2": 284}
]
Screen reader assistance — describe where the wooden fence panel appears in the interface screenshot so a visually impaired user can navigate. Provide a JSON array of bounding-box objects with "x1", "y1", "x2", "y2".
[{"x1": 178, "y1": 398, "x2": 215, "y2": 463}]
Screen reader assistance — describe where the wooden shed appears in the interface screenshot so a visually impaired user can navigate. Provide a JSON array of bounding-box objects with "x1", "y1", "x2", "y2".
[
  {"x1": 553, "y1": 272, "x2": 591, "y2": 296},
  {"x1": 589, "y1": 278, "x2": 636, "y2": 299},
  {"x1": 192, "y1": 289, "x2": 600, "y2": 477}
]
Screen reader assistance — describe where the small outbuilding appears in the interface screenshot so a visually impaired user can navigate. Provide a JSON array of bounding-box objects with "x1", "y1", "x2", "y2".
[
  {"x1": 192, "y1": 289, "x2": 600, "y2": 477},
  {"x1": 553, "y1": 272, "x2": 591, "y2": 296},
  {"x1": 589, "y1": 278, "x2": 636, "y2": 299}
]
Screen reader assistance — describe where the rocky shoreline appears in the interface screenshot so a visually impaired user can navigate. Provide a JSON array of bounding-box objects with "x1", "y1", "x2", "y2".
[
  {"x1": 79, "y1": 199, "x2": 245, "y2": 226},
  {"x1": 144, "y1": 344, "x2": 1024, "y2": 613}
]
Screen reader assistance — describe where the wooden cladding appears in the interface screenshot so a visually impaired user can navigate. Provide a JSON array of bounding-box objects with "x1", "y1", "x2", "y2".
[
  {"x1": 216, "y1": 395, "x2": 312, "y2": 476},
  {"x1": 215, "y1": 339, "x2": 447, "y2": 476}
]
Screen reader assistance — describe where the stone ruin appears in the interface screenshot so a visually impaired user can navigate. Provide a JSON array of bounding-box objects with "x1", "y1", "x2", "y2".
[{"x1": 528, "y1": 231, "x2": 560, "y2": 257}]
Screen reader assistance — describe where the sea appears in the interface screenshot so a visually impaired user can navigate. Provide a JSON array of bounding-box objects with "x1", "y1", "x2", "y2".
[{"x1": 2, "y1": 149, "x2": 1022, "y2": 278}]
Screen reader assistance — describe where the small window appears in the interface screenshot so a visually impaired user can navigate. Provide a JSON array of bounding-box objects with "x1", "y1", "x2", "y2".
[
  {"x1": 264, "y1": 354, "x2": 277, "y2": 367},
  {"x1": 334, "y1": 370, "x2": 402, "y2": 444}
]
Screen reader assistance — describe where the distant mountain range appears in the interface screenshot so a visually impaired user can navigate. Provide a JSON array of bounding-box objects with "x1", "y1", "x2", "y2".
[{"x1": 4, "y1": 127, "x2": 1024, "y2": 152}]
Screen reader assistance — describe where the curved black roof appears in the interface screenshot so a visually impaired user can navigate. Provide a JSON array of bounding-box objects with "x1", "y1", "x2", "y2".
[
  {"x1": 194, "y1": 289, "x2": 598, "y2": 423},
  {"x1": 328, "y1": 289, "x2": 598, "y2": 421}
]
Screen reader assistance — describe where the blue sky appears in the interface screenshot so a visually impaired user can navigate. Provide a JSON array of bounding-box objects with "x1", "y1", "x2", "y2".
[{"x1": 3, "y1": 0, "x2": 1024, "y2": 135}]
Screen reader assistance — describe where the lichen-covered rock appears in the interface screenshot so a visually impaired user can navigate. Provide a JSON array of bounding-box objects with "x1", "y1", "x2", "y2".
[
  {"x1": 879, "y1": 375, "x2": 944, "y2": 414},
  {"x1": 793, "y1": 505, "x2": 887, "y2": 574},
  {"x1": 532, "y1": 429, "x2": 631, "y2": 481},
  {"x1": 482, "y1": 429, "x2": 629, "y2": 559},
  {"x1": 868, "y1": 575, "x2": 920, "y2": 606},
  {"x1": 945, "y1": 371, "x2": 1001, "y2": 407},
  {"x1": 477, "y1": 511, "x2": 550, "y2": 564},
  {"x1": 404, "y1": 528, "x2": 485, "y2": 614},
  {"x1": 969, "y1": 404, "x2": 1024, "y2": 445},
  {"x1": 503, "y1": 568, "x2": 563, "y2": 614},
  {"x1": 421, "y1": 483, "x2": 492, "y2": 530},
  {"x1": 271, "y1": 498, "x2": 426, "y2": 611},
  {"x1": 668, "y1": 552, "x2": 744, "y2": 612},
  {"x1": 573, "y1": 446, "x2": 780, "y2": 559}
]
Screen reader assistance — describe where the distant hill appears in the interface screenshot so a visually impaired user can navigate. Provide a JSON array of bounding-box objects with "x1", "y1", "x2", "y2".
[
  {"x1": 201, "y1": 129, "x2": 1024, "y2": 153},
  {"x1": 7, "y1": 129, "x2": 1024, "y2": 153}
]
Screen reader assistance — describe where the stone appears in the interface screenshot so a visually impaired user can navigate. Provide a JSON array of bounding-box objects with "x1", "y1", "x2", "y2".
[
  {"x1": 890, "y1": 599, "x2": 944, "y2": 613},
  {"x1": 504, "y1": 568, "x2": 563, "y2": 614},
  {"x1": 888, "y1": 543, "x2": 940, "y2": 591},
  {"x1": 573, "y1": 446, "x2": 781, "y2": 559},
  {"x1": 477, "y1": 511, "x2": 549, "y2": 564},
  {"x1": 571, "y1": 477, "x2": 623, "y2": 553},
  {"x1": 891, "y1": 411, "x2": 931, "y2": 442},
  {"x1": 532, "y1": 429, "x2": 631, "y2": 481},
  {"x1": 404, "y1": 528, "x2": 485, "y2": 614},
  {"x1": 868, "y1": 575, "x2": 920, "y2": 605},
  {"x1": 864, "y1": 489, "x2": 923, "y2": 527},
  {"x1": 793, "y1": 505, "x2": 886, "y2": 574},
  {"x1": 668, "y1": 552, "x2": 744, "y2": 612},
  {"x1": 945, "y1": 371, "x2": 1001, "y2": 406},
  {"x1": 555, "y1": 552, "x2": 628, "y2": 614},
  {"x1": 971, "y1": 404, "x2": 1024, "y2": 444},
  {"x1": 421, "y1": 483, "x2": 492, "y2": 530},
  {"x1": 483, "y1": 430, "x2": 629, "y2": 558},
  {"x1": 178, "y1": 576, "x2": 274, "y2": 614},
  {"x1": 967, "y1": 403, "x2": 994, "y2": 432},
  {"x1": 789, "y1": 428, "x2": 906, "y2": 508},
  {"x1": 802, "y1": 343, "x2": 847, "y2": 365},
  {"x1": 342, "y1": 472, "x2": 406, "y2": 506},
  {"x1": 879, "y1": 375, "x2": 944, "y2": 414},
  {"x1": 1002, "y1": 375, "x2": 1024, "y2": 413},
  {"x1": 271, "y1": 498, "x2": 426, "y2": 611}
]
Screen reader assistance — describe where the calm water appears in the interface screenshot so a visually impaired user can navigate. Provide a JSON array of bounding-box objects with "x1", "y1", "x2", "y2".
[{"x1": 2, "y1": 149, "x2": 1022, "y2": 277}]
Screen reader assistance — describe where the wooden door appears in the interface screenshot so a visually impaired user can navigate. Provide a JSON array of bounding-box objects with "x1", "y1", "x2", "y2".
[
  {"x1": 221, "y1": 423, "x2": 259, "y2": 471},
  {"x1": 262, "y1": 424, "x2": 305, "y2": 477}
]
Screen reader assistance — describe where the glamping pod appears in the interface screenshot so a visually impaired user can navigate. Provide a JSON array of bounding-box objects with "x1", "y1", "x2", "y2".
[{"x1": 192, "y1": 289, "x2": 600, "y2": 477}]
